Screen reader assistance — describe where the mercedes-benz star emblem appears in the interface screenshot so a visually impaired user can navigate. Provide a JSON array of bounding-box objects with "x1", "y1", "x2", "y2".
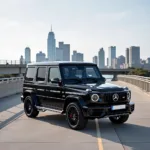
[{"x1": 112, "y1": 93, "x2": 119, "y2": 102}]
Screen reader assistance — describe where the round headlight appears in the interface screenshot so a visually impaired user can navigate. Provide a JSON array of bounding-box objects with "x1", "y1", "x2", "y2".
[
  {"x1": 127, "y1": 91, "x2": 131, "y2": 100},
  {"x1": 91, "y1": 94, "x2": 99, "y2": 102}
]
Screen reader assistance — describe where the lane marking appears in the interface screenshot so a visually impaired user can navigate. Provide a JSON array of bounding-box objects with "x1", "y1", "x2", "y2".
[
  {"x1": 0, "y1": 110, "x2": 24, "y2": 130},
  {"x1": 95, "y1": 119, "x2": 104, "y2": 150}
]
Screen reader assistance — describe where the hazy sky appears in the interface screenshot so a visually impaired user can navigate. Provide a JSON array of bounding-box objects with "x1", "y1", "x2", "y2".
[{"x1": 0, "y1": 0, "x2": 150, "y2": 62}]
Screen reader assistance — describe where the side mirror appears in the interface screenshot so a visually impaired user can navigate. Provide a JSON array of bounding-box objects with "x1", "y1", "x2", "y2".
[
  {"x1": 102, "y1": 76, "x2": 106, "y2": 82},
  {"x1": 51, "y1": 78, "x2": 61, "y2": 84}
]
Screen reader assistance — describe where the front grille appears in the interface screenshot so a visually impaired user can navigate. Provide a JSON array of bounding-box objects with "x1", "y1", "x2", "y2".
[{"x1": 103, "y1": 92, "x2": 127, "y2": 103}]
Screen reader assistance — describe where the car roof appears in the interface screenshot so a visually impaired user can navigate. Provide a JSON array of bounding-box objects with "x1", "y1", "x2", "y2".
[{"x1": 27, "y1": 61, "x2": 96, "y2": 66}]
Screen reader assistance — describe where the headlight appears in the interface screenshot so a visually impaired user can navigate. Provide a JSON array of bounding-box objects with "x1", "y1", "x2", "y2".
[
  {"x1": 127, "y1": 91, "x2": 131, "y2": 100},
  {"x1": 91, "y1": 94, "x2": 99, "y2": 102}
]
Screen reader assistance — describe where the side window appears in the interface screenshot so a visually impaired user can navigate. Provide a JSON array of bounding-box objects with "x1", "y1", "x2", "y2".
[
  {"x1": 36, "y1": 67, "x2": 46, "y2": 82},
  {"x1": 49, "y1": 67, "x2": 61, "y2": 82},
  {"x1": 25, "y1": 67, "x2": 36, "y2": 81}
]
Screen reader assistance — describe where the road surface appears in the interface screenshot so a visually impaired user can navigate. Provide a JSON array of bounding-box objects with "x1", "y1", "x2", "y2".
[{"x1": 0, "y1": 81, "x2": 150, "y2": 150}]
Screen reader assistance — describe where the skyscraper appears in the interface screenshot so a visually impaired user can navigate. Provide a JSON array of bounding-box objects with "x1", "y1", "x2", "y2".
[
  {"x1": 25, "y1": 47, "x2": 31, "y2": 64},
  {"x1": 72, "y1": 51, "x2": 84, "y2": 62},
  {"x1": 125, "y1": 48, "x2": 129, "y2": 68},
  {"x1": 47, "y1": 26, "x2": 56, "y2": 61},
  {"x1": 63, "y1": 44, "x2": 70, "y2": 61},
  {"x1": 36, "y1": 51, "x2": 46, "y2": 62},
  {"x1": 146, "y1": 58, "x2": 150, "y2": 64},
  {"x1": 98, "y1": 48, "x2": 105, "y2": 68},
  {"x1": 20, "y1": 55, "x2": 24, "y2": 64},
  {"x1": 58, "y1": 42, "x2": 70, "y2": 61},
  {"x1": 129, "y1": 46, "x2": 140, "y2": 68},
  {"x1": 56, "y1": 47, "x2": 63, "y2": 61},
  {"x1": 108, "y1": 46, "x2": 116, "y2": 68},
  {"x1": 117, "y1": 55, "x2": 125, "y2": 68},
  {"x1": 125, "y1": 48, "x2": 129, "y2": 64},
  {"x1": 107, "y1": 58, "x2": 109, "y2": 67},
  {"x1": 93, "y1": 56, "x2": 98, "y2": 65},
  {"x1": 112, "y1": 58, "x2": 118, "y2": 69}
]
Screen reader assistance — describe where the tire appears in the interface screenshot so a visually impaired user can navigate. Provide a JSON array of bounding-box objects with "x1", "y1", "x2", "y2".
[
  {"x1": 109, "y1": 115, "x2": 129, "y2": 124},
  {"x1": 66, "y1": 102, "x2": 88, "y2": 130},
  {"x1": 24, "y1": 96, "x2": 39, "y2": 118}
]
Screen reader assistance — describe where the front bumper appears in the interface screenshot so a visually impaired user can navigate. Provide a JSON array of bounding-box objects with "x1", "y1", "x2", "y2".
[{"x1": 82, "y1": 101, "x2": 135, "y2": 118}]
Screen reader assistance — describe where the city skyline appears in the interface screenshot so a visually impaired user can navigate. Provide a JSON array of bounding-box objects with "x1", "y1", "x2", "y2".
[{"x1": 0, "y1": 0, "x2": 150, "y2": 61}]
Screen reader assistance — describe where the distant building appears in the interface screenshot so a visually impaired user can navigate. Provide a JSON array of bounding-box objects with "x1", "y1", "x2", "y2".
[
  {"x1": 58, "y1": 42, "x2": 70, "y2": 61},
  {"x1": 72, "y1": 50, "x2": 84, "y2": 62},
  {"x1": 25, "y1": 47, "x2": 31, "y2": 64},
  {"x1": 98, "y1": 48, "x2": 105, "y2": 68},
  {"x1": 108, "y1": 46, "x2": 116, "y2": 68},
  {"x1": 45, "y1": 58, "x2": 49, "y2": 61},
  {"x1": 146, "y1": 58, "x2": 150, "y2": 64},
  {"x1": 36, "y1": 51, "x2": 46, "y2": 62},
  {"x1": 117, "y1": 55, "x2": 125, "y2": 68},
  {"x1": 125, "y1": 48, "x2": 129, "y2": 67},
  {"x1": 112, "y1": 58, "x2": 118, "y2": 69},
  {"x1": 20, "y1": 55, "x2": 24, "y2": 64},
  {"x1": 56, "y1": 47, "x2": 63, "y2": 61},
  {"x1": 141, "y1": 59, "x2": 146, "y2": 65},
  {"x1": 93, "y1": 56, "x2": 98, "y2": 65},
  {"x1": 47, "y1": 27, "x2": 56, "y2": 61},
  {"x1": 129, "y1": 46, "x2": 140, "y2": 68},
  {"x1": 107, "y1": 58, "x2": 109, "y2": 67}
]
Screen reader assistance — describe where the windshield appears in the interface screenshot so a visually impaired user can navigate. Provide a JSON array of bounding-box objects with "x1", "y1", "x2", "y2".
[{"x1": 60, "y1": 65, "x2": 103, "y2": 84}]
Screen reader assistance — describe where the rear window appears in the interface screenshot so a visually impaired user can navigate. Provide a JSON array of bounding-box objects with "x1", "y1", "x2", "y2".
[{"x1": 25, "y1": 67, "x2": 36, "y2": 81}]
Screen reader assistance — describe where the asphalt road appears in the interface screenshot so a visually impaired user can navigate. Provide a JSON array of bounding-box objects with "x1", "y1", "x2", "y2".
[
  {"x1": 0, "y1": 81, "x2": 150, "y2": 150},
  {"x1": 0, "y1": 93, "x2": 21, "y2": 112}
]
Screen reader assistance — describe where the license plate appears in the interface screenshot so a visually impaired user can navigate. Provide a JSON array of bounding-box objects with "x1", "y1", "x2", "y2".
[{"x1": 111, "y1": 105, "x2": 126, "y2": 110}]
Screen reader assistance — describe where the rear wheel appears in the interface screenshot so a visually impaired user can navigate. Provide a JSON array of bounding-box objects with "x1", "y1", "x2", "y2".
[
  {"x1": 109, "y1": 115, "x2": 129, "y2": 124},
  {"x1": 24, "y1": 96, "x2": 39, "y2": 118},
  {"x1": 66, "y1": 102, "x2": 88, "y2": 130}
]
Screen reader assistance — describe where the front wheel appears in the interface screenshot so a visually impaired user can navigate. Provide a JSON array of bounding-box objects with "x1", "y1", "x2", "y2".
[
  {"x1": 24, "y1": 96, "x2": 39, "y2": 118},
  {"x1": 109, "y1": 115, "x2": 129, "y2": 124},
  {"x1": 66, "y1": 102, "x2": 88, "y2": 130}
]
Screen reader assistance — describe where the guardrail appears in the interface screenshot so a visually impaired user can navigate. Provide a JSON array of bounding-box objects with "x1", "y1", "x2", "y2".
[
  {"x1": 0, "y1": 77, "x2": 24, "y2": 83},
  {"x1": 0, "y1": 77, "x2": 24, "y2": 99},
  {"x1": 118, "y1": 75, "x2": 150, "y2": 92},
  {"x1": 0, "y1": 60, "x2": 27, "y2": 65}
]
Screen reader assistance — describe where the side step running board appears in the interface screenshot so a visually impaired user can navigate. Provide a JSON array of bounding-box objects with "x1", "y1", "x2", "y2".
[{"x1": 36, "y1": 106, "x2": 63, "y2": 113}]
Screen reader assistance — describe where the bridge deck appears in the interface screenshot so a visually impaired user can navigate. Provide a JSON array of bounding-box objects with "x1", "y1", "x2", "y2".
[{"x1": 0, "y1": 82, "x2": 150, "y2": 150}]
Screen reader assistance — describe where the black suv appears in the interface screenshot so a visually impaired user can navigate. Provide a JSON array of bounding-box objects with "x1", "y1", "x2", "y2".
[{"x1": 21, "y1": 62, "x2": 135, "y2": 130}]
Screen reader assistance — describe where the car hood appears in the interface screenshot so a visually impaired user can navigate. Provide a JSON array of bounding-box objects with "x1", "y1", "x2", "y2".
[{"x1": 65, "y1": 82, "x2": 125, "y2": 92}]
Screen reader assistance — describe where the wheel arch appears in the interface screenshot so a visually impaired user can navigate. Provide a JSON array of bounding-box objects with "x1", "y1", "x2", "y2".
[
  {"x1": 23, "y1": 90, "x2": 38, "y2": 105},
  {"x1": 62, "y1": 95, "x2": 86, "y2": 114}
]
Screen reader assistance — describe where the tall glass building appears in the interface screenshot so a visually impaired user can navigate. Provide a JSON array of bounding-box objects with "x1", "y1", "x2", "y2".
[
  {"x1": 25, "y1": 47, "x2": 31, "y2": 64},
  {"x1": 47, "y1": 27, "x2": 56, "y2": 61},
  {"x1": 108, "y1": 46, "x2": 116, "y2": 68},
  {"x1": 98, "y1": 48, "x2": 105, "y2": 68},
  {"x1": 129, "y1": 46, "x2": 140, "y2": 68}
]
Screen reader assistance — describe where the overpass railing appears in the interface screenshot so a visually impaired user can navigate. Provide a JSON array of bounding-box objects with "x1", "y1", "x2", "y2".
[
  {"x1": 0, "y1": 60, "x2": 28, "y2": 65},
  {"x1": 118, "y1": 75, "x2": 150, "y2": 92}
]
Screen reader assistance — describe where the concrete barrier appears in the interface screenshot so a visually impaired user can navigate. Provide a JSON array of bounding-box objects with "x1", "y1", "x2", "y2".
[
  {"x1": 118, "y1": 75, "x2": 150, "y2": 92},
  {"x1": 0, "y1": 77, "x2": 24, "y2": 99}
]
